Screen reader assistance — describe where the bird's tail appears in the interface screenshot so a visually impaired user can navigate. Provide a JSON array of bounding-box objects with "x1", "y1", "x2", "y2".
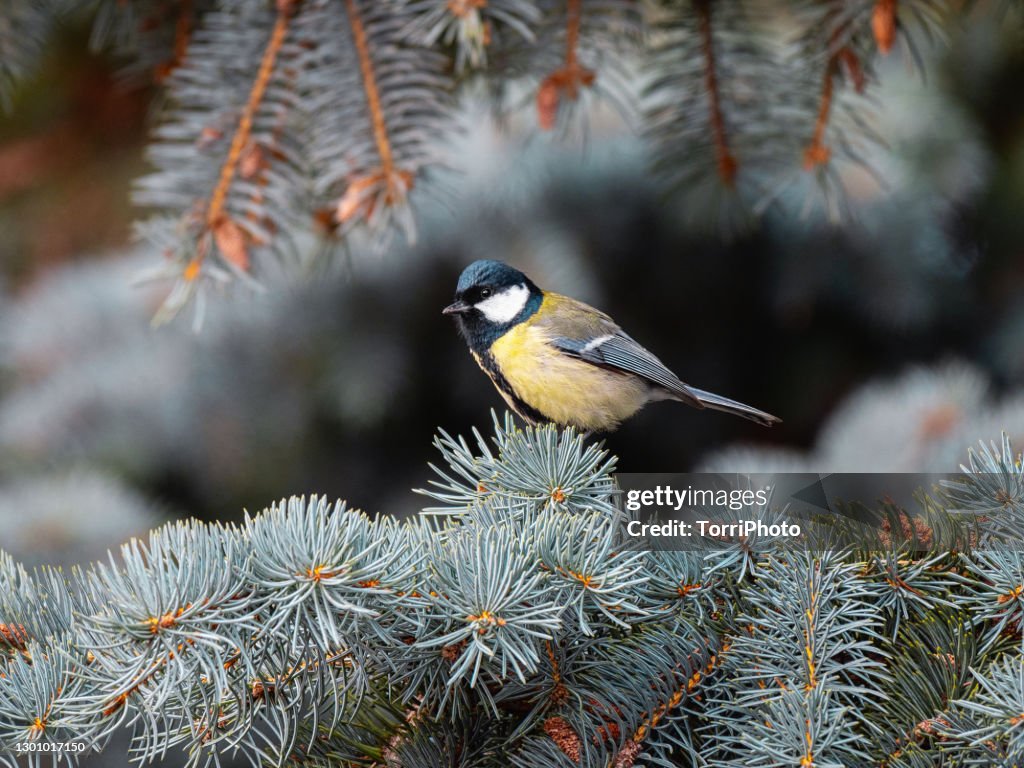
[{"x1": 687, "y1": 387, "x2": 782, "y2": 427}]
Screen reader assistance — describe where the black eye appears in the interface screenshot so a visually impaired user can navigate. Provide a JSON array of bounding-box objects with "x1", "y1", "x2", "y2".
[{"x1": 480, "y1": 288, "x2": 492, "y2": 299}]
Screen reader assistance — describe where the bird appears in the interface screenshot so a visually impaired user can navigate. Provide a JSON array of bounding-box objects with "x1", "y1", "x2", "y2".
[{"x1": 443, "y1": 259, "x2": 781, "y2": 433}]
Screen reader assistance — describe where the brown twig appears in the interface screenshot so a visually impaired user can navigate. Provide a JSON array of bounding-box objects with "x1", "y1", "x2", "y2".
[
  {"x1": 335, "y1": 0, "x2": 414, "y2": 226},
  {"x1": 185, "y1": 1, "x2": 295, "y2": 280},
  {"x1": 156, "y1": 0, "x2": 194, "y2": 82},
  {"x1": 536, "y1": 0, "x2": 595, "y2": 130},
  {"x1": 803, "y1": 57, "x2": 836, "y2": 170},
  {"x1": 696, "y1": 0, "x2": 737, "y2": 186},
  {"x1": 872, "y1": 0, "x2": 897, "y2": 54},
  {"x1": 345, "y1": 0, "x2": 395, "y2": 181},
  {"x1": 803, "y1": 19, "x2": 857, "y2": 172},
  {"x1": 605, "y1": 641, "x2": 731, "y2": 768}
]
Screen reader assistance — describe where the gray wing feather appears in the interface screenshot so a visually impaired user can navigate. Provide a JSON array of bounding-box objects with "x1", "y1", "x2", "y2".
[{"x1": 552, "y1": 333, "x2": 702, "y2": 405}]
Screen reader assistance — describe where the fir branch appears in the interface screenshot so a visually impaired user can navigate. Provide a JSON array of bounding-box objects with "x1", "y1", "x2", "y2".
[
  {"x1": 785, "y1": 0, "x2": 950, "y2": 216},
  {"x1": 803, "y1": 43, "x2": 839, "y2": 171},
  {"x1": 696, "y1": 0, "x2": 737, "y2": 187},
  {"x1": 942, "y1": 654, "x2": 1024, "y2": 762},
  {"x1": 90, "y1": 0, "x2": 206, "y2": 85},
  {"x1": 335, "y1": 0, "x2": 416, "y2": 231},
  {"x1": 699, "y1": 551, "x2": 889, "y2": 766},
  {"x1": 4, "y1": 422, "x2": 1024, "y2": 765},
  {"x1": 492, "y1": 0, "x2": 640, "y2": 134},
  {"x1": 615, "y1": 635, "x2": 731, "y2": 768},
  {"x1": 0, "y1": 639, "x2": 88, "y2": 763},
  {"x1": 202, "y1": 2, "x2": 294, "y2": 260},
  {"x1": 943, "y1": 432, "x2": 1024, "y2": 540},
  {"x1": 398, "y1": 0, "x2": 542, "y2": 72},
  {"x1": 796, "y1": 6, "x2": 875, "y2": 174},
  {"x1": 535, "y1": 0, "x2": 595, "y2": 130},
  {"x1": 135, "y1": 0, "x2": 319, "y2": 325},
  {"x1": 643, "y1": 0, "x2": 785, "y2": 225},
  {"x1": 861, "y1": 549, "x2": 961, "y2": 638},
  {"x1": 954, "y1": 550, "x2": 1024, "y2": 649},
  {"x1": 873, "y1": 613, "x2": 978, "y2": 766},
  {"x1": 306, "y1": 0, "x2": 457, "y2": 249}
]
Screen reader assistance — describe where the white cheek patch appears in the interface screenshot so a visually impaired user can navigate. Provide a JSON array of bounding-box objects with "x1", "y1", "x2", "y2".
[{"x1": 476, "y1": 284, "x2": 530, "y2": 324}]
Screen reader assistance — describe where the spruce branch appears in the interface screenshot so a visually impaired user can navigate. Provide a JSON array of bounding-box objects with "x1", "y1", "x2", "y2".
[
  {"x1": 943, "y1": 432, "x2": 1024, "y2": 534},
  {"x1": 955, "y1": 551, "x2": 1024, "y2": 651},
  {"x1": 1, "y1": 0, "x2": 1001, "y2": 319},
  {"x1": 873, "y1": 612, "x2": 978, "y2": 765},
  {"x1": 862, "y1": 549, "x2": 961, "y2": 639},
  {"x1": 398, "y1": 0, "x2": 542, "y2": 72},
  {"x1": 644, "y1": 0, "x2": 786, "y2": 223},
  {"x1": 785, "y1": 0, "x2": 949, "y2": 216},
  {"x1": 696, "y1": 0, "x2": 737, "y2": 187},
  {"x1": 89, "y1": 0, "x2": 211, "y2": 85},
  {"x1": 941, "y1": 654, "x2": 1024, "y2": 763},
  {"x1": 4, "y1": 425, "x2": 1024, "y2": 765},
  {"x1": 0, "y1": 416, "x2": 724, "y2": 766},
  {"x1": 504, "y1": 0, "x2": 640, "y2": 133},
  {"x1": 333, "y1": 0, "x2": 417, "y2": 235},
  {"x1": 136, "y1": 0, "x2": 315, "y2": 325},
  {"x1": 699, "y1": 550, "x2": 890, "y2": 766},
  {"x1": 536, "y1": 0, "x2": 592, "y2": 130},
  {"x1": 793, "y1": 2, "x2": 879, "y2": 175},
  {"x1": 306, "y1": 0, "x2": 457, "y2": 250}
]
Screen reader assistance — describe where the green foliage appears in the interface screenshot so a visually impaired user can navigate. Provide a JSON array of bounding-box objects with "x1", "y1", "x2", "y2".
[{"x1": 5, "y1": 417, "x2": 1024, "y2": 766}]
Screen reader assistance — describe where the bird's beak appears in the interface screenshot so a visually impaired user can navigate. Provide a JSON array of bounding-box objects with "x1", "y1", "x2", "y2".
[{"x1": 443, "y1": 300, "x2": 471, "y2": 315}]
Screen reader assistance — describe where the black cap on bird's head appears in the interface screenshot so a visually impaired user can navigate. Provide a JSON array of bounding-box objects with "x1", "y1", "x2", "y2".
[{"x1": 444, "y1": 260, "x2": 543, "y2": 348}]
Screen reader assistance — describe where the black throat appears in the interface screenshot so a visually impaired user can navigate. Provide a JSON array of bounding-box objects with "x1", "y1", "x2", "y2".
[{"x1": 454, "y1": 288, "x2": 543, "y2": 354}]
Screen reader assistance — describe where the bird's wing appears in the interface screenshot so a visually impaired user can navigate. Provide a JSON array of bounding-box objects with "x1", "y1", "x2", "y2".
[{"x1": 538, "y1": 293, "x2": 703, "y2": 406}]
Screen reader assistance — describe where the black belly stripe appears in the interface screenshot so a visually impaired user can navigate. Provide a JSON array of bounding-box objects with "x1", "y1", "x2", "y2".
[{"x1": 471, "y1": 349, "x2": 548, "y2": 425}]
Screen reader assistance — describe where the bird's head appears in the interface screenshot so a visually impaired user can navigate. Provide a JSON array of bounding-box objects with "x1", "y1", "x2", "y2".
[{"x1": 443, "y1": 260, "x2": 543, "y2": 347}]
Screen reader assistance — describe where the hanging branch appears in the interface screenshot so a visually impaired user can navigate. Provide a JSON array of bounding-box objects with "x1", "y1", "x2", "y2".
[
  {"x1": 155, "y1": 0, "x2": 195, "y2": 82},
  {"x1": 800, "y1": 11, "x2": 864, "y2": 173},
  {"x1": 305, "y1": 0, "x2": 456, "y2": 248},
  {"x1": 536, "y1": 0, "x2": 595, "y2": 130},
  {"x1": 481, "y1": 0, "x2": 635, "y2": 134},
  {"x1": 133, "y1": 0, "x2": 316, "y2": 324},
  {"x1": 644, "y1": 0, "x2": 781, "y2": 221},
  {"x1": 794, "y1": 0, "x2": 945, "y2": 181},
  {"x1": 0, "y1": 0, "x2": 995, "y2": 305},
  {"x1": 802, "y1": 50, "x2": 838, "y2": 171},
  {"x1": 873, "y1": 0, "x2": 898, "y2": 54},
  {"x1": 334, "y1": 0, "x2": 415, "y2": 229},
  {"x1": 696, "y1": 0, "x2": 736, "y2": 187},
  {"x1": 786, "y1": 1, "x2": 884, "y2": 202},
  {"x1": 398, "y1": 0, "x2": 541, "y2": 72},
  {"x1": 88, "y1": 0, "x2": 215, "y2": 87},
  {"x1": 196, "y1": 2, "x2": 295, "y2": 277}
]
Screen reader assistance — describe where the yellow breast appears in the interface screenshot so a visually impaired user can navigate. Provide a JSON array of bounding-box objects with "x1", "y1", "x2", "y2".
[{"x1": 489, "y1": 316, "x2": 650, "y2": 432}]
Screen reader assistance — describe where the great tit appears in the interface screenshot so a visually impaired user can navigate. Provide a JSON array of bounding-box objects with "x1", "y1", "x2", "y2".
[{"x1": 443, "y1": 259, "x2": 781, "y2": 433}]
